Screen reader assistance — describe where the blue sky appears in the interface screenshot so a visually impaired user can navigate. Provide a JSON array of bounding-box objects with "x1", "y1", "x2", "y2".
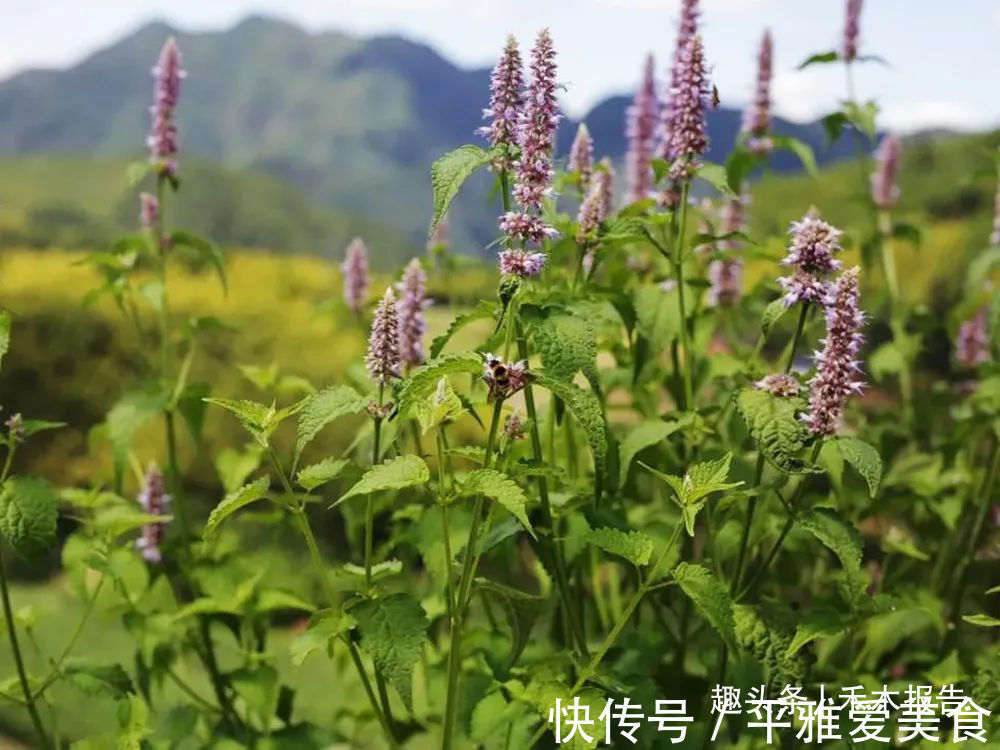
[{"x1": 3, "y1": 0, "x2": 998, "y2": 133}]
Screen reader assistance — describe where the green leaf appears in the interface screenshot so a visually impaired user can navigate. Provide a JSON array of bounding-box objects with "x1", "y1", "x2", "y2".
[
  {"x1": 62, "y1": 659, "x2": 134, "y2": 698},
  {"x1": 735, "y1": 387, "x2": 816, "y2": 473},
  {"x1": 673, "y1": 562, "x2": 737, "y2": 651},
  {"x1": 106, "y1": 388, "x2": 167, "y2": 465},
  {"x1": 634, "y1": 283, "x2": 682, "y2": 348},
  {"x1": 20, "y1": 420, "x2": 66, "y2": 438},
  {"x1": 618, "y1": 419, "x2": 679, "y2": 489},
  {"x1": 92, "y1": 505, "x2": 172, "y2": 538},
  {"x1": 869, "y1": 342, "x2": 905, "y2": 379},
  {"x1": 0, "y1": 311, "x2": 10, "y2": 373},
  {"x1": 844, "y1": 99, "x2": 879, "y2": 141},
  {"x1": 296, "y1": 458, "x2": 349, "y2": 491},
  {"x1": 771, "y1": 136, "x2": 819, "y2": 177},
  {"x1": 205, "y1": 397, "x2": 305, "y2": 448},
  {"x1": 294, "y1": 385, "x2": 366, "y2": 464},
  {"x1": 963, "y1": 614, "x2": 1000, "y2": 628},
  {"x1": 785, "y1": 607, "x2": 853, "y2": 656},
  {"x1": 822, "y1": 111, "x2": 849, "y2": 145},
  {"x1": 170, "y1": 229, "x2": 227, "y2": 293},
  {"x1": 214, "y1": 443, "x2": 264, "y2": 494},
  {"x1": 333, "y1": 455, "x2": 429, "y2": 508},
  {"x1": 352, "y1": 593, "x2": 427, "y2": 710},
  {"x1": 798, "y1": 508, "x2": 866, "y2": 604},
  {"x1": 413, "y1": 377, "x2": 464, "y2": 434},
  {"x1": 290, "y1": 608, "x2": 355, "y2": 666},
  {"x1": 534, "y1": 374, "x2": 608, "y2": 491},
  {"x1": 533, "y1": 313, "x2": 598, "y2": 388},
  {"x1": 725, "y1": 147, "x2": 756, "y2": 194},
  {"x1": 0, "y1": 476, "x2": 59, "y2": 557},
  {"x1": 430, "y1": 301, "x2": 495, "y2": 359},
  {"x1": 396, "y1": 352, "x2": 483, "y2": 419},
  {"x1": 231, "y1": 665, "x2": 280, "y2": 721},
  {"x1": 477, "y1": 579, "x2": 545, "y2": 669},
  {"x1": 798, "y1": 50, "x2": 839, "y2": 69},
  {"x1": 694, "y1": 162, "x2": 736, "y2": 197},
  {"x1": 457, "y1": 469, "x2": 535, "y2": 538},
  {"x1": 203, "y1": 477, "x2": 270, "y2": 539},
  {"x1": 255, "y1": 589, "x2": 316, "y2": 613},
  {"x1": 641, "y1": 453, "x2": 742, "y2": 535},
  {"x1": 585, "y1": 527, "x2": 654, "y2": 567},
  {"x1": 965, "y1": 247, "x2": 1000, "y2": 297},
  {"x1": 115, "y1": 694, "x2": 151, "y2": 750},
  {"x1": 429, "y1": 145, "x2": 490, "y2": 237},
  {"x1": 835, "y1": 437, "x2": 882, "y2": 497},
  {"x1": 761, "y1": 298, "x2": 790, "y2": 337}
]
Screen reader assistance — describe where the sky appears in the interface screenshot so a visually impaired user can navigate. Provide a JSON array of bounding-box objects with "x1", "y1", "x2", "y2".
[{"x1": 3, "y1": 0, "x2": 998, "y2": 133}]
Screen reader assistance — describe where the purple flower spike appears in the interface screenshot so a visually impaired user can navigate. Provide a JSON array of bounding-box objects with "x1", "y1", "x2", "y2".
[
  {"x1": 741, "y1": 30, "x2": 773, "y2": 155},
  {"x1": 568, "y1": 123, "x2": 594, "y2": 191},
  {"x1": 657, "y1": 0, "x2": 700, "y2": 161},
  {"x1": 147, "y1": 37, "x2": 186, "y2": 176},
  {"x1": 664, "y1": 35, "x2": 711, "y2": 181},
  {"x1": 992, "y1": 174, "x2": 1000, "y2": 246},
  {"x1": 136, "y1": 463, "x2": 171, "y2": 563},
  {"x1": 871, "y1": 135, "x2": 902, "y2": 209},
  {"x1": 366, "y1": 288, "x2": 401, "y2": 386},
  {"x1": 341, "y1": 237, "x2": 370, "y2": 315},
  {"x1": 708, "y1": 195, "x2": 746, "y2": 307},
  {"x1": 396, "y1": 259, "x2": 429, "y2": 369},
  {"x1": 803, "y1": 267, "x2": 866, "y2": 437},
  {"x1": 956, "y1": 307, "x2": 990, "y2": 367},
  {"x1": 778, "y1": 212, "x2": 844, "y2": 306},
  {"x1": 512, "y1": 29, "x2": 560, "y2": 211},
  {"x1": 479, "y1": 35, "x2": 525, "y2": 171},
  {"x1": 576, "y1": 161, "x2": 615, "y2": 244},
  {"x1": 499, "y1": 248, "x2": 547, "y2": 278},
  {"x1": 625, "y1": 54, "x2": 658, "y2": 204},
  {"x1": 843, "y1": 0, "x2": 863, "y2": 63},
  {"x1": 139, "y1": 192, "x2": 159, "y2": 230}
]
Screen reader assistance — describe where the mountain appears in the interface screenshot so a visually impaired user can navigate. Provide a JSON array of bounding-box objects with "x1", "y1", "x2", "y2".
[{"x1": 0, "y1": 15, "x2": 859, "y2": 263}]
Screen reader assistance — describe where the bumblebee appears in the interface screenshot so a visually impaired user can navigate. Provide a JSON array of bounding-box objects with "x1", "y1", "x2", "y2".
[{"x1": 484, "y1": 354, "x2": 511, "y2": 390}]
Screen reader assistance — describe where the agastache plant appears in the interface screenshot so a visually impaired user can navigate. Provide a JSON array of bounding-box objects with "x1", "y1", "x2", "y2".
[
  {"x1": 567, "y1": 122, "x2": 594, "y2": 192},
  {"x1": 991, "y1": 169, "x2": 1000, "y2": 246},
  {"x1": 147, "y1": 37, "x2": 185, "y2": 176},
  {"x1": 135, "y1": 464, "x2": 171, "y2": 563},
  {"x1": 625, "y1": 54, "x2": 658, "y2": 203},
  {"x1": 657, "y1": 0, "x2": 700, "y2": 160},
  {"x1": 871, "y1": 134, "x2": 902, "y2": 209},
  {"x1": 479, "y1": 35, "x2": 524, "y2": 171},
  {"x1": 341, "y1": 237, "x2": 370, "y2": 315},
  {"x1": 843, "y1": 0, "x2": 863, "y2": 63},
  {"x1": 664, "y1": 35, "x2": 711, "y2": 181},
  {"x1": 778, "y1": 212, "x2": 844, "y2": 306},
  {"x1": 741, "y1": 29, "x2": 773, "y2": 155},
  {"x1": 366, "y1": 287, "x2": 401, "y2": 387},
  {"x1": 396, "y1": 259, "x2": 429, "y2": 369},
  {"x1": 956, "y1": 307, "x2": 990, "y2": 367},
  {"x1": 803, "y1": 267, "x2": 866, "y2": 436}
]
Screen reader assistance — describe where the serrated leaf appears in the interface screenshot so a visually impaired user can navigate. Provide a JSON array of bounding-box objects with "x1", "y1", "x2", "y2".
[
  {"x1": 106, "y1": 388, "x2": 167, "y2": 465},
  {"x1": 396, "y1": 352, "x2": 483, "y2": 419},
  {"x1": 785, "y1": 607, "x2": 853, "y2": 656},
  {"x1": 63, "y1": 659, "x2": 134, "y2": 698},
  {"x1": 798, "y1": 508, "x2": 866, "y2": 604},
  {"x1": 0, "y1": 476, "x2": 59, "y2": 557},
  {"x1": 205, "y1": 397, "x2": 305, "y2": 448},
  {"x1": 477, "y1": 579, "x2": 545, "y2": 668},
  {"x1": 673, "y1": 562, "x2": 737, "y2": 651},
  {"x1": 618, "y1": 420, "x2": 679, "y2": 489},
  {"x1": 294, "y1": 385, "x2": 366, "y2": 464},
  {"x1": 585, "y1": 527, "x2": 654, "y2": 567},
  {"x1": 761, "y1": 298, "x2": 790, "y2": 337},
  {"x1": 413, "y1": 377, "x2": 464, "y2": 434},
  {"x1": 735, "y1": 387, "x2": 816, "y2": 473},
  {"x1": 835, "y1": 437, "x2": 882, "y2": 497},
  {"x1": 333, "y1": 455, "x2": 429, "y2": 508},
  {"x1": 533, "y1": 312, "x2": 598, "y2": 388},
  {"x1": 430, "y1": 145, "x2": 490, "y2": 236},
  {"x1": 290, "y1": 608, "x2": 355, "y2": 666},
  {"x1": 352, "y1": 593, "x2": 427, "y2": 710},
  {"x1": 457, "y1": 469, "x2": 535, "y2": 538},
  {"x1": 203, "y1": 477, "x2": 270, "y2": 539},
  {"x1": 634, "y1": 283, "x2": 681, "y2": 348},
  {"x1": 641, "y1": 453, "x2": 742, "y2": 535},
  {"x1": 430, "y1": 301, "x2": 495, "y2": 359},
  {"x1": 534, "y1": 374, "x2": 607, "y2": 493},
  {"x1": 296, "y1": 457, "x2": 349, "y2": 491}
]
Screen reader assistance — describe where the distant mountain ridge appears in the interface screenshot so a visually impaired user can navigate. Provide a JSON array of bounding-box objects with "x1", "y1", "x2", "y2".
[{"x1": 0, "y1": 15, "x2": 858, "y2": 260}]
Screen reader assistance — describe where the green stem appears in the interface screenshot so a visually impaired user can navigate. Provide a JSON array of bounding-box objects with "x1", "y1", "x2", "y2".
[
  {"x1": 441, "y1": 400, "x2": 503, "y2": 750},
  {"x1": 527, "y1": 520, "x2": 685, "y2": 748},
  {"x1": 785, "y1": 303, "x2": 810, "y2": 374},
  {"x1": 0, "y1": 544, "x2": 50, "y2": 749},
  {"x1": 366, "y1": 384, "x2": 385, "y2": 588},
  {"x1": 515, "y1": 322, "x2": 589, "y2": 656},
  {"x1": 731, "y1": 454, "x2": 765, "y2": 596},
  {"x1": 674, "y1": 181, "x2": 694, "y2": 410},
  {"x1": 437, "y1": 429, "x2": 456, "y2": 617}
]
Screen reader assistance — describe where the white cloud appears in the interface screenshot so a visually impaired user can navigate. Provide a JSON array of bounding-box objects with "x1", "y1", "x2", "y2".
[
  {"x1": 770, "y1": 68, "x2": 838, "y2": 123},
  {"x1": 880, "y1": 100, "x2": 987, "y2": 134}
]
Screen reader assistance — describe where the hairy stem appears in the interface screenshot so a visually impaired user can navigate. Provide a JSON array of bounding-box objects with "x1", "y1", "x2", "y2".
[{"x1": 674, "y1": 181, "x2": 694, "y2": 410}]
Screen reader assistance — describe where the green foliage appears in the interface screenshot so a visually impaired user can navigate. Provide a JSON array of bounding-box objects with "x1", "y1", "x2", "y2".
[
  {"x1": 429, "y1": 145, "x2": 491, "y2": 236},
  {"x1": 203, "y1": 476, "x2": 270, "y2": 538},
  {"x1": 0, "y1": 476, "x2": 59, "y2": 557},
  {"x1": 296, "y1": 457, "x2": 349, "y2": 491},
  {"x1": 736, "y1": 387, "x2": 816, "y2": 473},
  {"x1": 333, "y1": 455, "x2": 430, "y2": 507},
  {"x1": 584, "y1": 527, "x2": 654, "y2": 567},
  {"x1": 798, "y1": 507, "x2": 867, "y2": 604},
  {"x1": 290, "y1": 609, "x2": 355, "y2": 666},
  {"x1": 351, "y1": 593, "x2": 428, "y2": 710},
  {"x1": 477, "y1": 579, "x2": 545, "y2": 669},
  {"x1": 205, "y1": 396, "x2": 306, "y2": 448},
  {"x1": 673, "y1": 563, "x2": 737, "y2": 651},
  {"x1": 396, "y1": 352, "x2": 483, "y2": 419},
  {"x1": 455, "y1": 468, "x2": 535, "y2": 537},
  {"x1": 641, "y1": 453, "x2": 743, "y2": 535},
  {"x1": 294, "y1": 385, "x2": 366, "y2": 464},
  {"x1": 534, "y1": 373, "x2": 608, "y2": 489},
  {"x1": 618, "y1": 419, "x2": 679, "y2": 489},
  {"x1": 835, "y1": 436, "x2": 883, "y2": 497},
  {"x1": 532, "y1": 312, "x2": 598, "y2": 388}
]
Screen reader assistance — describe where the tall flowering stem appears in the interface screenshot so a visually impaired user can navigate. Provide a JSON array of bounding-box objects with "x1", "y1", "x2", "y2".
[
  {"x1": 664, "y1": 35, "x2": 711, "y2": 181},
  {"x1": 479, "y1": 35, "x2": 524, "y2": 172},
  {"x1": 625, "y1": 54, "x2": 658, "y2": 204},
  {"x1": 568, "y1": 122, "x2": 594, "y2": 193},
  {"x1": 396, "y1": 259, "x2": 428, "y2": 369},
  {"x1": 148, "y1": 37, "x2": 185, "y2": 177},
  {"x1": 843, "y1": 0, "x2": 863, "y2": 63},
  {"x1": 657, "y1": 0, "x2": 700, "y2": 162},
  {"x1": 341, "y1": 238, "x2": 370, "y2": 316},
  {"x1": 991, "y1": 167, "x2": 1000, "y2": 246},
  {"x1": 741, "y1": 30, "x2": 773, "y2": 155},
  {"x1": 136, "y1": 464, "x2": 171, "y2": 563},
  {"x1": 778, "y1": 212, "x2": 844, "y2": 307}
]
